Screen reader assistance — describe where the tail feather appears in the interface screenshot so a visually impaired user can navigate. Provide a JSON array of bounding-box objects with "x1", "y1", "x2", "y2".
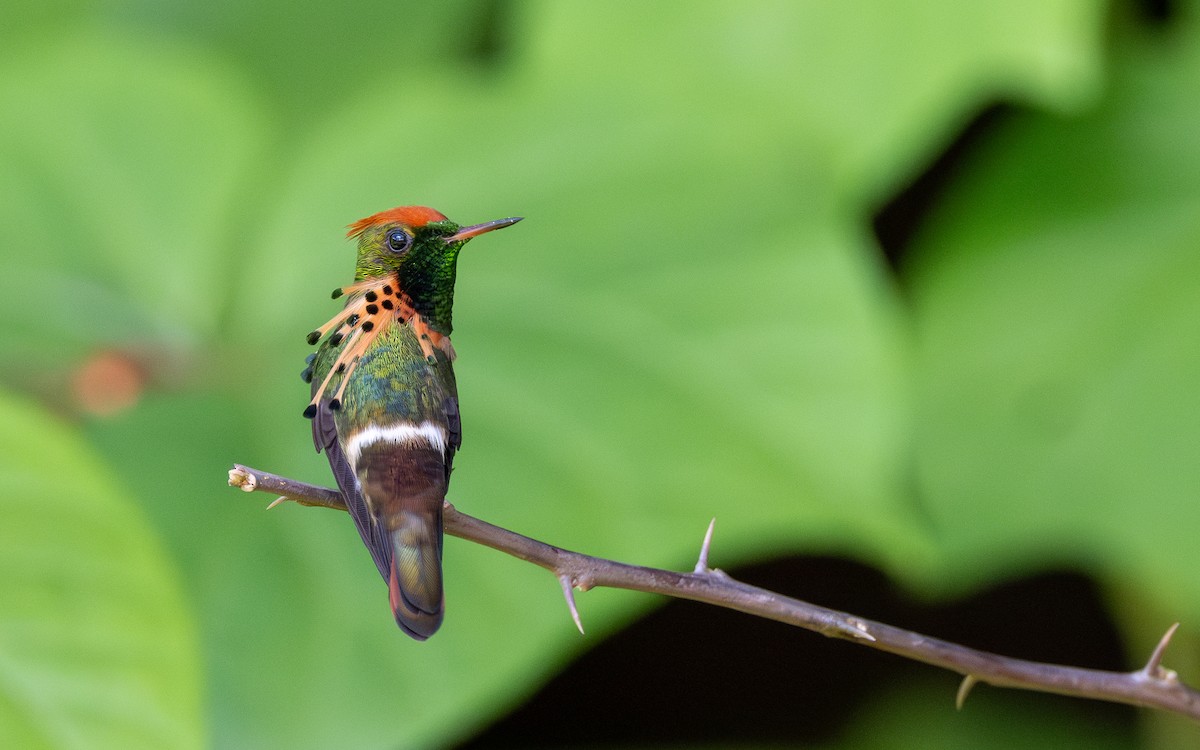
[
  {"x1": 387, "y1": 512, "x2": 444, "y2": 639},
  {"x1": 351, "y1": 430, "x2": 449, "y2": 639}
]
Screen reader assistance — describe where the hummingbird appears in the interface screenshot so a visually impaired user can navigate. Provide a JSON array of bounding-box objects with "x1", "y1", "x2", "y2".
[{"x1": 301, "y1": 205, "x2": 521, "y2": 639}]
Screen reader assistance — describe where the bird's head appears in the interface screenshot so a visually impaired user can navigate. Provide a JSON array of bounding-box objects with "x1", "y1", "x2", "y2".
[
  {"x1": 348, "y1": 205, "x2": 520, "y2": 282},
  {"x1": 344, "y1": 205, "x2": 521, "y2": 333}
]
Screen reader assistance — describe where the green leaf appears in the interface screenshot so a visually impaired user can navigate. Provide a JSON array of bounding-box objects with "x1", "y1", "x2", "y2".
[
  {"x1": 0, "y1": 29, "x2": 267, "y2": 367},
  {"x1": 0, "y1": 389, "x2": 203, "y2": 749},
  {"x1": 205, "y1": 2, "x2": 1109, "y2": 746},
  {"x1": 910, "y1": 11, "x2": 1200, "y2": 616},
  {"x1": 524, "y1": 0, "x2": 1107, "y2": 206},
  {"x1": 0, "y1": 1, "x2": 1138, "y2": 747},
  {"x1": 98, "y1": 0, "x2": 490, "y2": 120}
]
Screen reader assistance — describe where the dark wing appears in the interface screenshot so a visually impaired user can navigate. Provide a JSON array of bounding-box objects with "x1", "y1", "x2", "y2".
[
  {"x1": 442, "y1": 395, "x2": 462, "y2": 483},
  {"x1": 311, "y1": 399, "x2": 392, "y2": 581}
]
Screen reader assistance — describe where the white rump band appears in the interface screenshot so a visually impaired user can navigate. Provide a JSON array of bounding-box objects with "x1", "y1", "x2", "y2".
[{"x1": 345, "y1": 421, "x2": 448, "y2": 470}]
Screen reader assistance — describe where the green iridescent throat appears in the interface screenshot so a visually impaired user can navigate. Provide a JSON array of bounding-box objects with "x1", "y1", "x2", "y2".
[{"x1": 354, "y1": 219, "x2": 465, "y2": 335}]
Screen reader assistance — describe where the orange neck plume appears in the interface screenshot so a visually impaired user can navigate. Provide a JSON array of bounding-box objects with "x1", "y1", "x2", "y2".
[{"x1": 303, "y1": 274, "x2": 455, "y2": 416}]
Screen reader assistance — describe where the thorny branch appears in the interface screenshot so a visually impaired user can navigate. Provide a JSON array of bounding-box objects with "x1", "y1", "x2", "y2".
[{"x1": 228, "y1": 463, "x2": 1200, "y2": 721}]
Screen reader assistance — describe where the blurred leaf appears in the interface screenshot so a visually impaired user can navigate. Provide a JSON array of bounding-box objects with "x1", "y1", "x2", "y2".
[
  {"x1": 0, "y1": 0, "x2": 89, "y2": 43},
  {"x1": 909, "y1": 12, "x2": 1200, "y2": 614},
  {"x1": 524, "y1": 0, "x2": 1106, "y2": 207},
  {"x1": 0, "y1": 30, "x2": 266, "y2": 368},
  {"x1": 202, "y1": 1, "x2": 1110, "y2": 747},
  {"x1": 102, "y1": 0, "x2": 495, "y2": 119},
  {"x1": 0, "y1": 1, "x2": 1160, "y2": 748},
  {"x1": 0, "y1": 389, "x2": 202, "y2": 749}
]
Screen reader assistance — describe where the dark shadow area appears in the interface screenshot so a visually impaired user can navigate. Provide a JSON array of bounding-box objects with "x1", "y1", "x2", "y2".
[
  {"x1": 1134, "y1": 0, "x2": 1176, "y2": 25},
  {"x1": 460, "y1": 558, "x2": 1137, "y2": 748},
  {"x1": 463, "y1": 0, "x2": 514, "y2": 65},
  {"x1": 870, "y1": 104, "x2": 1012, "y2": 276}
]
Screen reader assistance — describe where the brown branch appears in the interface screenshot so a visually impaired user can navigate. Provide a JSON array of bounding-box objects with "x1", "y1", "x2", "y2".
[{"x1": 228, "y1": 464, "x2": 1200, "y2": 720}]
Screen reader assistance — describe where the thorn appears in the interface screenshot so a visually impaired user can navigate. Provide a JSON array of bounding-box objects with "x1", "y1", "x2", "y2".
[
  {"x1": 266, "y1": 496, "x2": 287, "y2": 510},
  {"x1": 306, "y1": 330, "x2": 321, "y2": 345},
  {"x1": 331, "y1": 288, "x2": 344, "y2": 299},
  {"x1": 694, "y1": 517, "x2": 716, "y2": 574},
  {"x1": 1143, "y1": 622, "x2": 1181, "y2": 679},
  {"x1": 558, "y1": 573, "x2": 585, "y2": 635},
  {"x1": 956, "y1": 675, "x2": 978, "y2": 710},
  {"x1": 302, "y1": 403, "x2": 317, "y2": 419},
  {"x1": 329, "y1": 398, "x2": 341, "y2": 411},
  {"x1": 842, "y1": 617, "x2": 876, "y2": 642},
  {"x1": 228, "y1": 467, "x2": 256, "y2": 491}
]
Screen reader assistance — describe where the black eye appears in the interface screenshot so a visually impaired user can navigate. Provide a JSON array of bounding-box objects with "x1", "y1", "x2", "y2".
[{"x1": 387, "y1": 230, "x2": 412, "y2": 254}]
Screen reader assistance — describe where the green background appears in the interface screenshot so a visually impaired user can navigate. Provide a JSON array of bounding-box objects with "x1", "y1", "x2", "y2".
[{"x1": 1, "y1": 1, "x2": 1197, "y2": 747}]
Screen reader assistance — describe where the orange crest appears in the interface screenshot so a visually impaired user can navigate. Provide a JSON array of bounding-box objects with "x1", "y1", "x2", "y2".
[{"x1": 346, "y1": 206, "x2": 449, "y2": 238}]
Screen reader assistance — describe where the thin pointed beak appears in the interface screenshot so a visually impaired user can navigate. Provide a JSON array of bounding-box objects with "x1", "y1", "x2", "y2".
[{"x1": 446, "y1": 216, "x2": 522, "y2": 243}]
